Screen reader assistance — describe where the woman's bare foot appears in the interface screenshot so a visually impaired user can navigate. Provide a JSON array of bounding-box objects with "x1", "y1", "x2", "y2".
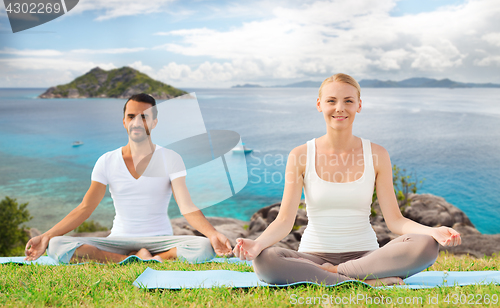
[
  {"x1": 364, "y1": 277, "x2": 405, "y2": 287},
  {"x1": 297, "y1": 258, "x2": 339, "y2": 273},
  {"x1": 318, "y1": 262, "x2": 338, "y2": 273}
]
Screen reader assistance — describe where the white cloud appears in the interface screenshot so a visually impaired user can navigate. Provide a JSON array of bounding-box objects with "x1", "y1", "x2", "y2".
[
  {"x1": 0, "y1": 58, "x2": 117, "y2": 87},
  {"x1": 482, "y1": 33, "x2": 500, "y2": 46},
  {"x1": 151, "y1": 0, "x2": 500, "y2": 83},
  {"x1": 410, "y1": 40, "x2": 466, "y2": 71},
  {"x1": 0, "y1": 57, "x2": 115, "y2": 71},
  {"x1": 474, "y1": 55, "x2": 500, "y2": 66},
  {"x1": 370, "y1": 48, "x2": 410, "y2": 70},
  {"x1": 71, "y1": 48, "x2": 147, "y2": 54},
  {"x1": 129, "y1": 61, "x2": 156, "y2": 76},
  {"x1": 0, "y1": 48, "x2": 63, "y2": 56},
  {"x1": 69, "y1": 0, "x2": 177, "y2": 21}
]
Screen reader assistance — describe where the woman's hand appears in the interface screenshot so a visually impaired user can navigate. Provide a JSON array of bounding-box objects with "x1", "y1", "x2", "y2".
[
  {"x1": 209, "y1": 232, "x2": 233, "y2": 256},
  {"x1": 25, "y1": 234, "x2": 50, "y2": 261},
  {"x1": 233, "y1": 238, "x2": 263, "y2": 261},
  {"x1": 431, "y1": 226, "x2": 461, "y2": 246}
]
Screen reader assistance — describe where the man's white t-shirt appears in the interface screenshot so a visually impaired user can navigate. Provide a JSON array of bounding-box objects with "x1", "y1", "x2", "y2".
[{"x1": 91, "y1": 145, "x2": 186, "y2": 237}]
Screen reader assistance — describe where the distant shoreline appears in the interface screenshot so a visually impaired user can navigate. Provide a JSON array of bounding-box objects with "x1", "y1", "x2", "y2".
[{"x1": 232, "y1": 77, "x2": 500, "y2": 89}]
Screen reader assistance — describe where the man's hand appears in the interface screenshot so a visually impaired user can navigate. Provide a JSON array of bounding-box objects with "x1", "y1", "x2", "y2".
[
  {"x1": 24, "y1": 234, "x2": 50, "y2": 261},
  {"x1": 209, "y1": 232, "x2": 233, "y2": 256},
  {"x1": 233, "y1": 238, "x2": 263, "y2": 261},
  {"x1": 431, "y1": 226, "x2": 461, "y2": 246}
]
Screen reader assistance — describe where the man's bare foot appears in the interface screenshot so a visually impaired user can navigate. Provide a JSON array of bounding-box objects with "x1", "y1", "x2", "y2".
[
  {"x1": 135, "y1": 248, "x2": 153, "y2": 260},
  {"x1": 364, "y1": 277, "x2": 405, "y2": 287},
  {"x1": 152, "y1": 255, "x2": 163, "y2": 263}
]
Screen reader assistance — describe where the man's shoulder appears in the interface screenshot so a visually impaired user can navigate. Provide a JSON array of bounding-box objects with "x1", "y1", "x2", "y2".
[
  {"x1": 95, "y1": 147, "x2": 123, "y2": 163},
  {"x1": 155, "y1": 145, "x2": 182, "y2": 159}
]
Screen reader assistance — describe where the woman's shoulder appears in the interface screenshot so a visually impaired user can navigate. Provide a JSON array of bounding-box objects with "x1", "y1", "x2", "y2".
[
  {"x1": 287, "y1": 143, "x2": 308, "y2": 169},
  {"x1": 290, "y1": 143, "x2": 307, "y2": 157},
  {"x1": 366, "y1": 140, "x2": 391, "y2": 170},
  {"x1": 290, "y1": 142, "x2": 308, "y2": 154},
  {"x1": 367, "y1": 141, "x2": 388, "y2": 155}
]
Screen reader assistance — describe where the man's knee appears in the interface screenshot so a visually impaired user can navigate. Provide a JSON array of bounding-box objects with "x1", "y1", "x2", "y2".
[
  {"x1": 178, "y1": 236, "x2": 215, "y2": 263},
  {"x1": 47, "y1": 236, "x2": 83, "y2": 263},
  {"x1": 196, "y1": 237, "x2": 215, "y2": 260}
]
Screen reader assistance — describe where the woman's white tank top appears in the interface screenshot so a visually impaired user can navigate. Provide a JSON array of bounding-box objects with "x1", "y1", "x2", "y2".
[{"x1": 298, "y1": 137, "x2": 380, "y2": 253}]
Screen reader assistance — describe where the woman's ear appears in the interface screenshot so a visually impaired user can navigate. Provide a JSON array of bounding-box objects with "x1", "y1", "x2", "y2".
[
  {"x1": 357, "y1": 99, "x2": 362, "y2": 113},
  {"x1": 316, "y1": 97, "x2": 322, "y2": 112}
]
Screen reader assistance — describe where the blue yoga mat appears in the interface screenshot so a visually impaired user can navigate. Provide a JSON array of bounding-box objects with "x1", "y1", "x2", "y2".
[
  {"x1": 133, "y1": 268, "x2": 500, "y2": 290},
  {"x1": 0, "y1": 256, "x2": 252, "y2": 266},
  {"x1": 0, "y1": 255, "x2": 161, "y2": 265}
]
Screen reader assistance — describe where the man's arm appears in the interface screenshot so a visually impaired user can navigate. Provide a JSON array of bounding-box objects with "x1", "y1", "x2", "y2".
[
  {"x1": 24, "y1": 181, "x2": 106, "y2": 260},
  {"x1": 171, "y1": 177, "x2": 232, "y2": 256}
]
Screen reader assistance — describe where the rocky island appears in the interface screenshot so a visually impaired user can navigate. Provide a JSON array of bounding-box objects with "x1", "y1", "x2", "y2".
[
  {"x1": 31, "y1": 193, "x2": 499, "y2": 259},
  {"x1": 38, "y1": 67, "x2": 187, "y2": 99}
]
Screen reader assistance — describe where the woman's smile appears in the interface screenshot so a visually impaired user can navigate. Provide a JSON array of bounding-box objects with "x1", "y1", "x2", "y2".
[{"x1": 332, "y1": 115, "x2": 348, "y2": 120}]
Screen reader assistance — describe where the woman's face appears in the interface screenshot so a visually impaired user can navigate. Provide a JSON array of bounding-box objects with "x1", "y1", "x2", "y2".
[{"x1": 316, "y1": 81, "x2": 362, "y2": 131}]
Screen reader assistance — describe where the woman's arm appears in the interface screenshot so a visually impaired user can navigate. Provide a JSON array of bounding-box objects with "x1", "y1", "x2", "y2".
[
  {"x1": 374, "y1": 144, "x2": 461, "y2": 246},
  {"x1": 234, "y1": 145, "x2": 306, "y2": 260}
]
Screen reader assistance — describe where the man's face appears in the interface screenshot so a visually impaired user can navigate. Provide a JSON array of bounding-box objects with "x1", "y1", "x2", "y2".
[{"x1": 123, "y1": 100, "x2": 157, "y2": 143}]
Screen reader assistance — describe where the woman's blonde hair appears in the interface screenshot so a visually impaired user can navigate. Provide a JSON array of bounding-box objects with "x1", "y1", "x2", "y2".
[{"x1": 318, "y1": 73, "x2": 361, "y2": 100}]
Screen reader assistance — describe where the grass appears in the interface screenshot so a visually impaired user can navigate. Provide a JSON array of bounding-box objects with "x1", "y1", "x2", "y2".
[{"x1": 1, "y1": 251, "x2": 499, "y2": 307}]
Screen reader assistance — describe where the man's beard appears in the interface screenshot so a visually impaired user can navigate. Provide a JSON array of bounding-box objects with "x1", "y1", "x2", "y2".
[{"x1": 128, "y1": 127, "x2": 150, "y2": 143}]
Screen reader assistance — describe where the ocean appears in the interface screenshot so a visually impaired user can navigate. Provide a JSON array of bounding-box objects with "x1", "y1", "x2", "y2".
[{"x1": 0, "y1": 87, "x2": 499, "y2": 234}]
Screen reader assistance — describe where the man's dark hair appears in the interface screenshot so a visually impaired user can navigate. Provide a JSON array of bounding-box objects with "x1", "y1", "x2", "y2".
[{"x1": 123, "y1": 93, "x2": 158, "y2": 119}]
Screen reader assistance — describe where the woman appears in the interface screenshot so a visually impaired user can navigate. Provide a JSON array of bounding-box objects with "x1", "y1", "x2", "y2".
[{"x1": 233, "y1": 73, "x2": 461, "y2": 286}]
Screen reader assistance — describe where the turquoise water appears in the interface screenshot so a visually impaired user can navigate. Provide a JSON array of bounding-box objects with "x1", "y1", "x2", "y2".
[{"x1": 1, "y1": 87, "x2": 499, "y2": 234}]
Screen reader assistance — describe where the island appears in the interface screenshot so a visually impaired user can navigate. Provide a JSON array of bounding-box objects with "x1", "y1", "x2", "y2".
[
  {"x1": 38, "y1": 66, "x2": 187, "y2": 99},
  {"x1": 231, "y1": 84, "x2": 263, "y2": 88},
  {"x1": 271, "y1": 77, "x2": 500, "y2": 88}
]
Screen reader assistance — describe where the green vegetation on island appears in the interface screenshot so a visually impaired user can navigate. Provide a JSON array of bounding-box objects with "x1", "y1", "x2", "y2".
[{"x1": 39, "y1": 66, "x2": 187, "y2": 99}]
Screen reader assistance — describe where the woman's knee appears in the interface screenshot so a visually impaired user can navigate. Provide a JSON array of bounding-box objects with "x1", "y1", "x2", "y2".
[
  {"x1": 253, "y1": 247, "x2": 282, "y2": 273},
  {"x1": 410, "y1": 234, "x2": 439, "y2": 261}
]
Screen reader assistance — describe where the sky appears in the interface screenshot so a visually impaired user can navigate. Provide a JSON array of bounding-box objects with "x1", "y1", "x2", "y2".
[{"x1": 0, "y1": 0, "x2": 499, "y2": 88}]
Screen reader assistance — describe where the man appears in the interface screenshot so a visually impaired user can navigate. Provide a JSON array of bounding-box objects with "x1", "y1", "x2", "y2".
[{"x1": 25, "y1": 93, "x2": 232, "y2": 263}]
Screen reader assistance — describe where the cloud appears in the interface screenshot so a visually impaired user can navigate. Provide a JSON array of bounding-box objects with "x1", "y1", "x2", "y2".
[
  {"x1": 0, "y1": 48, "x2": 63, "y2": 56},
  {"x1": 129, "y1": 61, "x2": 156, "y2": 76},
  {"x1": 410, "y1": 40, "x2": 466, "y2": 71},
  {"x1": 0, "y1": 57, "x2": 115, "y2": 71},
  {"x1": 152, "y1": 0, "x2": 500, "y2": 83},
  {"x1": 474, "y1": 55, "x2": 500, "y2": 66},
  {"x1": 0, "y1": 57, "x2": 117, "y2": 87},
  {"x1": 71, "y1": 48, "x2": 147, "y2": 54},
  {"x1": 69, "y1": 0, "x2": 177, "y2": 21},
  {"x1": 482, "y1": 32, "x2": 500, "y2": 46}
]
